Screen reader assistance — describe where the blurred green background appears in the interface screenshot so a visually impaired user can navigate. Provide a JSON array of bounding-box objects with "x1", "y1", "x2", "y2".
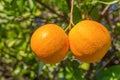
[{"x1": 0, "y1": 0, "x2": 120, "y2": 80}]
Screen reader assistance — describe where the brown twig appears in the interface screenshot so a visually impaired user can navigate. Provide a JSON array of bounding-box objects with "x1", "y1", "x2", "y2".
[
  {"x1": 66, "y1": 0, "x2": 71, "y2": 10},
  {"x1": 101, "y1": 5, "x2": 111, "y2": 15},
  {"x1": 35, "y1": 0, "x2": 69, "y2": 23},
  {"x1": 98, "y1": 4, "x2": 111, "y2": 20},
  {"x1": 85, "y1": 63, "x2": 94, "y2": 80}
]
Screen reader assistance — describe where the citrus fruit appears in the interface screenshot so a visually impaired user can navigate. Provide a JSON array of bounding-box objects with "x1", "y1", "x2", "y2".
[
  {"x1": 69, "y1": 20, "x2": 111, "y2": 63},
  {"x1": 30, "y1": 24, "x2": 69, "y2": 64}
]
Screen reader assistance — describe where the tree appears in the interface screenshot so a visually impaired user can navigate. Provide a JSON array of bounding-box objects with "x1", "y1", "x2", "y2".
[{"x1": 0, "y1": 0, "x2": 120, "y2": 80}]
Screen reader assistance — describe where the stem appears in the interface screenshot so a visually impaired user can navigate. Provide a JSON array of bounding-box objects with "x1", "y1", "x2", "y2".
[
  {"x1": 70, "y1": 0, "x2": 74, "y2": 26},
  {"x1": 65, "y1": 0, "x2": 75, "y2": 32}
]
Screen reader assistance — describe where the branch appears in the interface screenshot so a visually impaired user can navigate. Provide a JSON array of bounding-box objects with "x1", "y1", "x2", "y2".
[
  {"x1": 85, "y1": 63, "x2": 94, "y2": 80},
  {"x1": 101, "y1": 5, "x2": 110, "y2": 16},
  {"x1": 98, "y1": 5, "x2": 111, "y2": 20},
  {"x1": 35, "y1": 0, "x2": 69, "y2": 23}
]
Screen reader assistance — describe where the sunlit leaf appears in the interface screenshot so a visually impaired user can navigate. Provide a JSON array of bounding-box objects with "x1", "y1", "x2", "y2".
[
  {"x1": 17, "y1": 0, "x2": 25, "y2": 13},
  {"x1": 80, "y1": 63, "x2": 90, "y2": 71},
  {"x1": 29, "y1": 0, "x2": 34, "y2": 9},
  {"x1": 97, "y1": 0, "x2": 119, "y2": 4}
]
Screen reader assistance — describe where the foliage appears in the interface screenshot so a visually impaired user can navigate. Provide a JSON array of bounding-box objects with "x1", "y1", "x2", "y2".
[
  {"x1": 0, "y1": 0, "x2": 120, "y2": 80},
  {"x1": 95, "y1": 65, "x2": 120, "y2": 80}
]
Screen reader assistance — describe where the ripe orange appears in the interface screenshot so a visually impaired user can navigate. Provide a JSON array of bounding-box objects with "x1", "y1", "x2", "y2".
[
  {"x1": 30, "y1": 24, "x2": 69, "y2": 64},
  {"x1": 69, "y1": 20, "x2": 111, "y2": 63}
]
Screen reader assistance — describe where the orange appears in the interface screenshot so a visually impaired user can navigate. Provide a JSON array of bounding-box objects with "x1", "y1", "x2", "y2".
[
  {"x1": 30, "y1": 24, "x2": 69, "y2": 64},
  {"x1": 69, "y1": 20, "x2": 111, "y2": 63}
]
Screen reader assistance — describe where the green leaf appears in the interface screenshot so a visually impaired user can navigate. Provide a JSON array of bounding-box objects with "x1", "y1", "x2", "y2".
[
  {"x1": 28, "y1": 0, "x2": 34, "y2": 9},
  {"x1": 71, "y1": 60, "x2": 80, "y2": 68},
  {"x1": 114, "y1": 22, "x2": 120, "y2": 35},
  {"x1": 70, "y1": 60, "x2": 84, "y2": 80},
  {"x1": 17, "y1": 0, "x2": 25, "y2": 13},
  {"x1": 57, "y1": 0, "x2": 69, "y2": 13},
  {"x1": 90, "y1": 7, "x2": 99, "y2": 20},
  {"x1": 38, "y1": 61, "x2": 44, "y2": 76},
  {"x1": 67, "y1": 51, "x2": 73, "y2": 58},
  {"x1": 95, "y1": 65, "x2": 120, "y2": 80},
  {"x1": 11, "y1": 0, "x2": 17, "y2": 10},
  {"x1": 73, "y1": 6, "x2": 82, "y2": 24},
  {"x1": 73, "y1": 68, "x2": 83, "y2": 80},
  {"x1": 80, "y1": 63, "x2": 90, "y2": 71},
  {"x1": 0, "y1": 2, "x2": 4, "y2": 11}
]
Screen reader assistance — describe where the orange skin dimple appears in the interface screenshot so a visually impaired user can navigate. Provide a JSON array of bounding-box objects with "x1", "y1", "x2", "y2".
[
  {"x1": 30, "y1": 24, "x2": 69, "y2": 64},
  {"x1": 69, "y1": 20, "x2": 111, "y2": 63}
]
